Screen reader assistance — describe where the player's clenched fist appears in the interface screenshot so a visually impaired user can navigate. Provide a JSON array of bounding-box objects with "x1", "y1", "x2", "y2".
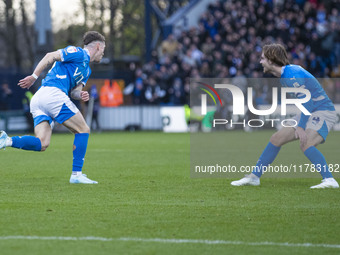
[{"x1": 81, "y1": 91, "x2": 90, "y2": 102}]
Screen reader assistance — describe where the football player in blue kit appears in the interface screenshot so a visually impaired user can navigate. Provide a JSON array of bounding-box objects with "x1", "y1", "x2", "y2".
[
  {"x1": 0, "y1": 31, "x2": 105, "y2": 184},
  {"x1": 231, "y1": 43, "x2": 339, "y2": 189}
]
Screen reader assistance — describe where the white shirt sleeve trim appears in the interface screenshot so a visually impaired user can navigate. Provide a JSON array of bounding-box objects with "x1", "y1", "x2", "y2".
[{"x1": 58, "y1": 49, "x2": 64, "y2": 62}]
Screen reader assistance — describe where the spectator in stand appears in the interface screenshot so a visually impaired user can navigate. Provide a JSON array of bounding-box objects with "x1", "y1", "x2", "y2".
[
  {"x1": 0, "y1": 82, "x2": 13, "y2": 110},
  {"x1": 89, "y1": 85, "x2": 101, "y2": 132},
  {"x1": 144, "y1": 76, "x2": 165, "y2": 105},
  {"x1": 200, "y1": 61, "x2": 212, "y2": 78},
  {"x1": 190, "y1": 45, "x2": 204, "y2": 66},
  {"x1": 201, "y1": 36, "x2": 215, "y2": 56},
  {"x1": 133, "y1": 68, "x2": 146, "y2": 104},
  {"x1": 160, "y1": 34, "x2": 179, "y2": 59},
  {"x1": 169, "y1": 78, "x2": 185, "y2": 105}
]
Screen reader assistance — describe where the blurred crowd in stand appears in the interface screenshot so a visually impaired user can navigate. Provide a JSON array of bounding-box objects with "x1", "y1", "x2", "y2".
[
  {"x1": 126, "y1": 0, "x2": 340, "y2": 105},
  {"x1": 1, "y1": 0, "x2": 339, "y2": 110}
]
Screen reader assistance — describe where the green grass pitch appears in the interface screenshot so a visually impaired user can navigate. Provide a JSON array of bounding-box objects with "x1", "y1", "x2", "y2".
[{"x1": 1, "y1": 131, "x2": 340, "y2": 255}]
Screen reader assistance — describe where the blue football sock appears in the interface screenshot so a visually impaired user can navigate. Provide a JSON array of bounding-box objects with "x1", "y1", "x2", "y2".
[
  {"x1": 11, "y1": 136, "x2": 42, "y2": 151},
  {"x1": 72, "y1": 133, "x2": 89, "y2": 172},
  {"x1": 304, "y1": 146, "x2": 333, "y2": 179},
  {"x1": 252, "y1": 142, "x2": 281, "y2": 178}
]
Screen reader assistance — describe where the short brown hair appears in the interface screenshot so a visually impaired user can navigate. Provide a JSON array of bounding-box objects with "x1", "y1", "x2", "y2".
[
  {"x1": 83, "y1": 31, "x2": 105, "y2": 46},
  {"x1": 262, "y1": 44, "x2": 290, "y2": 66}
]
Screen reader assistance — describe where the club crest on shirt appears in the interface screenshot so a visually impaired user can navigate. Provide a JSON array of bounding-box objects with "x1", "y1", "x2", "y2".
[{"x1": 312, "y1": 116, "x2": 320, "y2": 125}]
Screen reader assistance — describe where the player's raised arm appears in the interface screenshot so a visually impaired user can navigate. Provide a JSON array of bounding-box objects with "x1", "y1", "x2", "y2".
[{"x1": 18, "y1": 50, "x2": 62, "y2": 89}]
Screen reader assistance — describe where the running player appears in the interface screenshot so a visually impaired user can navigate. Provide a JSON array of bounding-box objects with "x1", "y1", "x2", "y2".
[{"x1": 0, "y1": 31, "x2": 105, "y2": 184}]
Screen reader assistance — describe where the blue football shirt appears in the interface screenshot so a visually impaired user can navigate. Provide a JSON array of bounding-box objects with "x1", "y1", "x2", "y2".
[
  {"x1": 280, "y1": 64, "x2": 335, "y2": 128},
  {"x1": 41, "y1": 46, "x2": 91, "y2": 95}
]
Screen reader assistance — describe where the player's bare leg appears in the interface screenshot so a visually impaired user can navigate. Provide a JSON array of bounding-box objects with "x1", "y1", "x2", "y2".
[
  {"x1": 269, "y1": 127, "x2": 297, "y2": 147},
  {"x1": 34, "y1": 121, "x2": 52, "y2": 151},
  {"x1": 63, "y1": 111, "x2": 90, "y2": 134}
]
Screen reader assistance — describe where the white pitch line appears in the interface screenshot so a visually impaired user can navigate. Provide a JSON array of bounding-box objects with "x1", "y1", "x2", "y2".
[{"x1": 0, "y1": 236, "x2": 340, "y2": 249}]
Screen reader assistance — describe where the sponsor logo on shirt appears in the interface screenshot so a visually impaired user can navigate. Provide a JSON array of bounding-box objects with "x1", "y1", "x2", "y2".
[{"x1": 56, "y1": 74, "x2": 67, "y2": 79}]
